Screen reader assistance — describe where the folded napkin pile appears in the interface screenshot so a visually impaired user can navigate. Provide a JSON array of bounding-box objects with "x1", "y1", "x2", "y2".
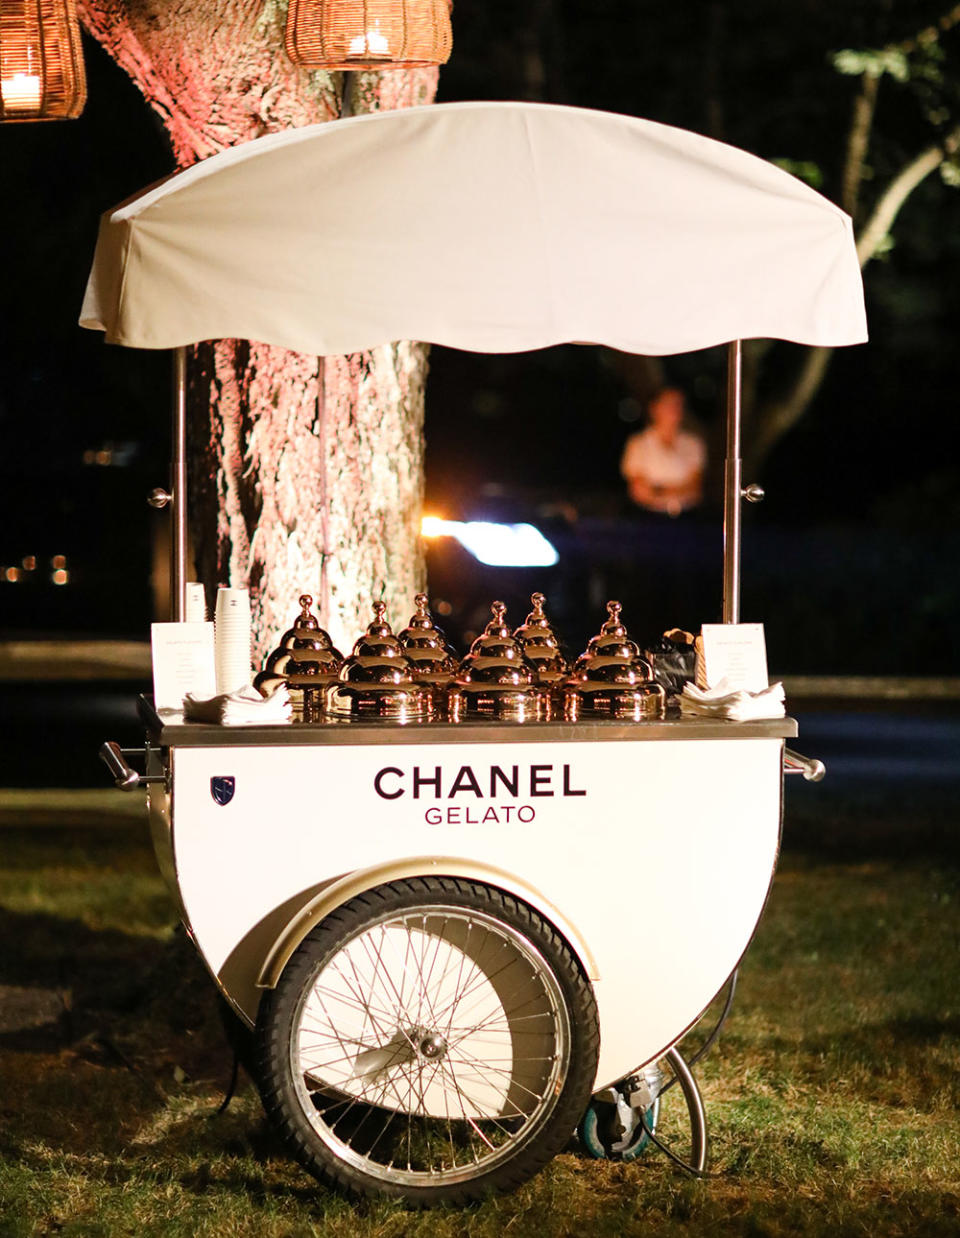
[
  {"x1": 183, "y1": 682, "x2": 292, "y2": 726},
  {"x1": 680, "y1": 678, "x2": 785, "y2": 722}
]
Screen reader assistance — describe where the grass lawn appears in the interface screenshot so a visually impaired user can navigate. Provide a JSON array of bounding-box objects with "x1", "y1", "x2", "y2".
[{"x1": 0, "y1": 779, "x2": 958, "y2": 1236}]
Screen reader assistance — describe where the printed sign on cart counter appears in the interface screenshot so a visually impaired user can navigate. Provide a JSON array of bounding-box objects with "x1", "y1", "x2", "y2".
[{"x1": 696, "y1": 623, "x2": 769, "y2": 692}]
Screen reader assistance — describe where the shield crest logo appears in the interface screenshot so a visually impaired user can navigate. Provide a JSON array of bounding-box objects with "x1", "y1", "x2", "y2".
[{"x1": 210, "y1": 776, "x2": 235, "y2": 806}]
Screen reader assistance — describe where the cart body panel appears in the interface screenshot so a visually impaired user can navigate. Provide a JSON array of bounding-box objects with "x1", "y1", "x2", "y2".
[{"x1": 153, "y1": 719, "x2": 788, "y2": 1089}]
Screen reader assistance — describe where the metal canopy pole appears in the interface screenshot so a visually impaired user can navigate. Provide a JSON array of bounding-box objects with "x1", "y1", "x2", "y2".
[
  {"x1": 722, "y1": 340, "x2": 743, "y2": 624},
  {"x1": 171, "y1": 346, "x2": 188, "y2": 622}
]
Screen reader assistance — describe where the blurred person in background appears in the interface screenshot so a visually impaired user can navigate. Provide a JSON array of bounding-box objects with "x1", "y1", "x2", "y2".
[{"x1": 620, "y1": 387, "x2": 706, "y2": 516}]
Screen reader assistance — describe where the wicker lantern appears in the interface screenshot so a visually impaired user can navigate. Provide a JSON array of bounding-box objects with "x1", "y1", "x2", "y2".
[
  {"x1": 0, "y1": 0, "x2": 86, "y2": 121},
  {"x1": 286, "y1": 0, "x2": 452, "y2": 71}
]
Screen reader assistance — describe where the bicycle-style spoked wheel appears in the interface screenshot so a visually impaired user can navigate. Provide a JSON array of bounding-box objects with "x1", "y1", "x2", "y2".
[{"x1": 256, "y1": 877, "x2": 599, "y2": 1204}]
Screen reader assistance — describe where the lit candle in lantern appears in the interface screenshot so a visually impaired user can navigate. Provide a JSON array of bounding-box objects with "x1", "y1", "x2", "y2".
[
  {"x1": 349, "y1": 20, "x2": 390, "y2": 57},
  {"x1": 1, "y1": 70, "x2": 42, "y2": 113}
]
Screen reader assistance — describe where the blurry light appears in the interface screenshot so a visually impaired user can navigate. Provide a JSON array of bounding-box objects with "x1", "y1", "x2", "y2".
[
  {"x1": 434, "y1": 599, "x2": 453, "y2": 616},
  {"x1": 420, "y1": 517, "x2": 558, "y2": 568},
  {"x1": 82, "y1": 440, "x2": 138, "y2": 467},
  {"x1": 51, "y1": 569, "x2": 69, "y2": 585},
  {"x1": 5, "y1": 566, "x2": 21, "y2": 583},
  {"x1": 21, "y1": 555, "x2": 36, "y2": 571},
  {"x1": 421, "y1": 515, "x2": 447, "y2": 539},
  {"x1": 51, "y1": 554, "x2": 67, "y2": 569}
]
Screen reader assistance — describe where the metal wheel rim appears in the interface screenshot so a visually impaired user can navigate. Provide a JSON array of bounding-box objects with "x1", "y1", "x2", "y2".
[{"x1": 289, "y1": 903, "x2": 571, "y2": 1186}]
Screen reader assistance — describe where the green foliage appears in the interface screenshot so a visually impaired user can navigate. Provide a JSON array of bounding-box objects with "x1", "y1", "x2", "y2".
[
  {"x1": 832, "y1": 48, "x2": 910, "y2": 82},
  {"x1": 770, "y1": 159, "x2": 824, "y2": 189},
  {"x1": 940, "y1": 158, "x2": 960, "y2": 185}
]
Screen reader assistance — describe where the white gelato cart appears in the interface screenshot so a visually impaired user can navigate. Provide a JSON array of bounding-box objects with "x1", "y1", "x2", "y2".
[{"x1": 88, "y1": 101, "x2": 866, "y2": 1205}]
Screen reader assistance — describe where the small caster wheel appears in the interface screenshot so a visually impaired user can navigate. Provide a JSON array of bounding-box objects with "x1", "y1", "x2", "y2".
[{"x1": 578, "y1": 1092, "x2": 659, "y2": 1162}]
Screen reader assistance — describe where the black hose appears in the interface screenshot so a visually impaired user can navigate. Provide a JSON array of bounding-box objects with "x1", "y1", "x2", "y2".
[
  {"x1": 213, "y1": 1050, "x2": 240, "y2": 1117},
  {"x1": 638, "y1": 1105, "x2": 721, "y2": 1179}
]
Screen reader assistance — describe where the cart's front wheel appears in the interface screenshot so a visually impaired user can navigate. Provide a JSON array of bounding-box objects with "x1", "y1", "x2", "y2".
[{"x1": 256, "y1": 877, "x2": 600, "y2": 1205}]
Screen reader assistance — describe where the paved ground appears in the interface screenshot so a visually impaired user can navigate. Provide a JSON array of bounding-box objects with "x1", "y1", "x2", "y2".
[{"x1": 0, "y1": 639, "x2": 152, "y2": 680}]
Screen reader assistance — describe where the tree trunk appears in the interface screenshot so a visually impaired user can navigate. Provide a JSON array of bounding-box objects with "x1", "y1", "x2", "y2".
[{"x1": 78, "y1": 1, "x2": 437, "y2": 658}]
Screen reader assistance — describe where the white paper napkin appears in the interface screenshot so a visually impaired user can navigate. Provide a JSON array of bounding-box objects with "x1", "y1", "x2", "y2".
[
  {"x1": 680, "y1": 678, "x2": 786, "y2": 721},
  {"x1": 183, "y1": 682, "x2": 293, "y2": 726}
]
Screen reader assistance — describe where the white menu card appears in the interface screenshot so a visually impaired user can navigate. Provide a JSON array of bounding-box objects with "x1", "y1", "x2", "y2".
[
  {"x1": 696, "y1": 623, "x2": 769, "y2": 692},
  {"x1": 151, "y1": 621, "x2": 217, "y2": 711}
]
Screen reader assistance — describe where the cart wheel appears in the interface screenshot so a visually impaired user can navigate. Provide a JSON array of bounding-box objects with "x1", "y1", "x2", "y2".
[
  {"x1": 578, "y1": 1094, "x2": 659, "y2": 1162},
  {"x1": 256, "y1": 876, "x2": 600, "y2": 1205}
]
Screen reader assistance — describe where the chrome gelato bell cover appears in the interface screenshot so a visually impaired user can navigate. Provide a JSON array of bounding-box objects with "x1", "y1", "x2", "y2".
[
  {"x1": 563, "y1": 601, "x2": 666, "y2": 721},
  {"x1": 448, "y1": 600, "x2": 549, "y2": 722},
  {"x1": 397, "y1": 593, "x2": 459, "y2": 687},
  {"x1": 254, "y1": 594, "x2": 343, "y2": 721},
  {"x1": 512, "y1": 592, "x2": 568, "y2": 687},
  {"x1": 325, "y1": 601, "x2": 438, "y2": 721}
]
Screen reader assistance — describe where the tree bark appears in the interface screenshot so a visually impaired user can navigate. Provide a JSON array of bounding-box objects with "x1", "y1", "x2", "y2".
[
  {"x1": 78, "y1": 1, "x2": 437, "y2": 658},
  {"x1": 841, "y1": 72, "x2": 878, "y2": 220}
]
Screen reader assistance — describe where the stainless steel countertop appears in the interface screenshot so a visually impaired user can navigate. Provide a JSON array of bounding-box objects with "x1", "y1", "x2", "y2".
[{"x1": 139, "y1": 697, "x2": 798, "y2": 747}]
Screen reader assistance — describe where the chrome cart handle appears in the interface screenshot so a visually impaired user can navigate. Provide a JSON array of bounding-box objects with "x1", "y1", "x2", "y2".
[
  {"x1": 783, "y1": 747, "x2": 825, "y2": 782},
  {"x1": 99, "y1": 741, "x2": 164, "y2": 791}
]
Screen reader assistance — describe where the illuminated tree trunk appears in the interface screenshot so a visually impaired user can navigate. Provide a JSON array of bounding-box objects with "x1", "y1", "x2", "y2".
[{"x1": 78, "y1": 1, "x2": 437, "y2": 657}]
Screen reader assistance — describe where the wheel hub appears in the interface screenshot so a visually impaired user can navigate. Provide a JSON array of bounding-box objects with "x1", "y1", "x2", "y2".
[{"x1": 418, "y1": 1031, "x2": 447, "y2": 1060}]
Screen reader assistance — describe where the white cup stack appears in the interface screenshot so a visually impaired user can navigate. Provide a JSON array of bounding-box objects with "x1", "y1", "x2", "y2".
[
  {"x1": 214, "y1": 586, "x2": 253, "y2": 695},
  {"x1": 185, "y1": 582, "x2": 207, "y2": 623}
]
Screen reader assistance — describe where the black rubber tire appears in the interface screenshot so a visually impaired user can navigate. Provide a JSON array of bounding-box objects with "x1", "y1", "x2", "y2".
[{"x1": 255, "y1": 876, "x2": 600, "y2": 1205}]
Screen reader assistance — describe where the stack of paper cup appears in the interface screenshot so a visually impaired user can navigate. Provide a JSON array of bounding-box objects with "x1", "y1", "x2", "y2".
[
  {"x1": 185, "y1": 582, "x2": 207, "y2": 623},
  {"x1": 215, "y1": 586, "x2": 252, "y2": 695}
]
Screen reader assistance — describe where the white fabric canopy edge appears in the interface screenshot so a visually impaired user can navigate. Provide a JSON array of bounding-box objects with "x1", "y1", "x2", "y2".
[{"x1": 79, "y1": 100, "x2": 868, "y2": 357}]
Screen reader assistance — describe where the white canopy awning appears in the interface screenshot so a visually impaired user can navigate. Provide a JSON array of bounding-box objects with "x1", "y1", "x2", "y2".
[{"x1": 80, "y1": 100, "x2": 867, "y2": 356}]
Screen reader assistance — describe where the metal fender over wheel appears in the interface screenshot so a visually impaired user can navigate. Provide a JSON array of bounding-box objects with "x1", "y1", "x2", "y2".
[{"x1": 255, "y1": 876, "x2": 600, "y2": 1205}]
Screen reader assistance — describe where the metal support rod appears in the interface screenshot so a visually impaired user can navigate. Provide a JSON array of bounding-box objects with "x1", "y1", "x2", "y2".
[
  {"x1": 172, "y1": 346, "x2": 188, "y2": 622},
  {"x1": 721, "y1": 339, "x2": 743, "y2": 623},
  {"x1": 661, "y1": 1045, "x2": 709, "y2": 1174}
]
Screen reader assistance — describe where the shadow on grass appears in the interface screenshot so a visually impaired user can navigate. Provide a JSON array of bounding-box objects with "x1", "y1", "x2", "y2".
[{"x1": 0, "y1": 907, "x2": 169, "y2": 1026}]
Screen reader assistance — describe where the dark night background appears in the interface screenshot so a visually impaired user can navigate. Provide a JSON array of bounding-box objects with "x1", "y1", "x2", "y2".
[{"x1": 2, "y1": 0, "x2": 959, "y2": 674}]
